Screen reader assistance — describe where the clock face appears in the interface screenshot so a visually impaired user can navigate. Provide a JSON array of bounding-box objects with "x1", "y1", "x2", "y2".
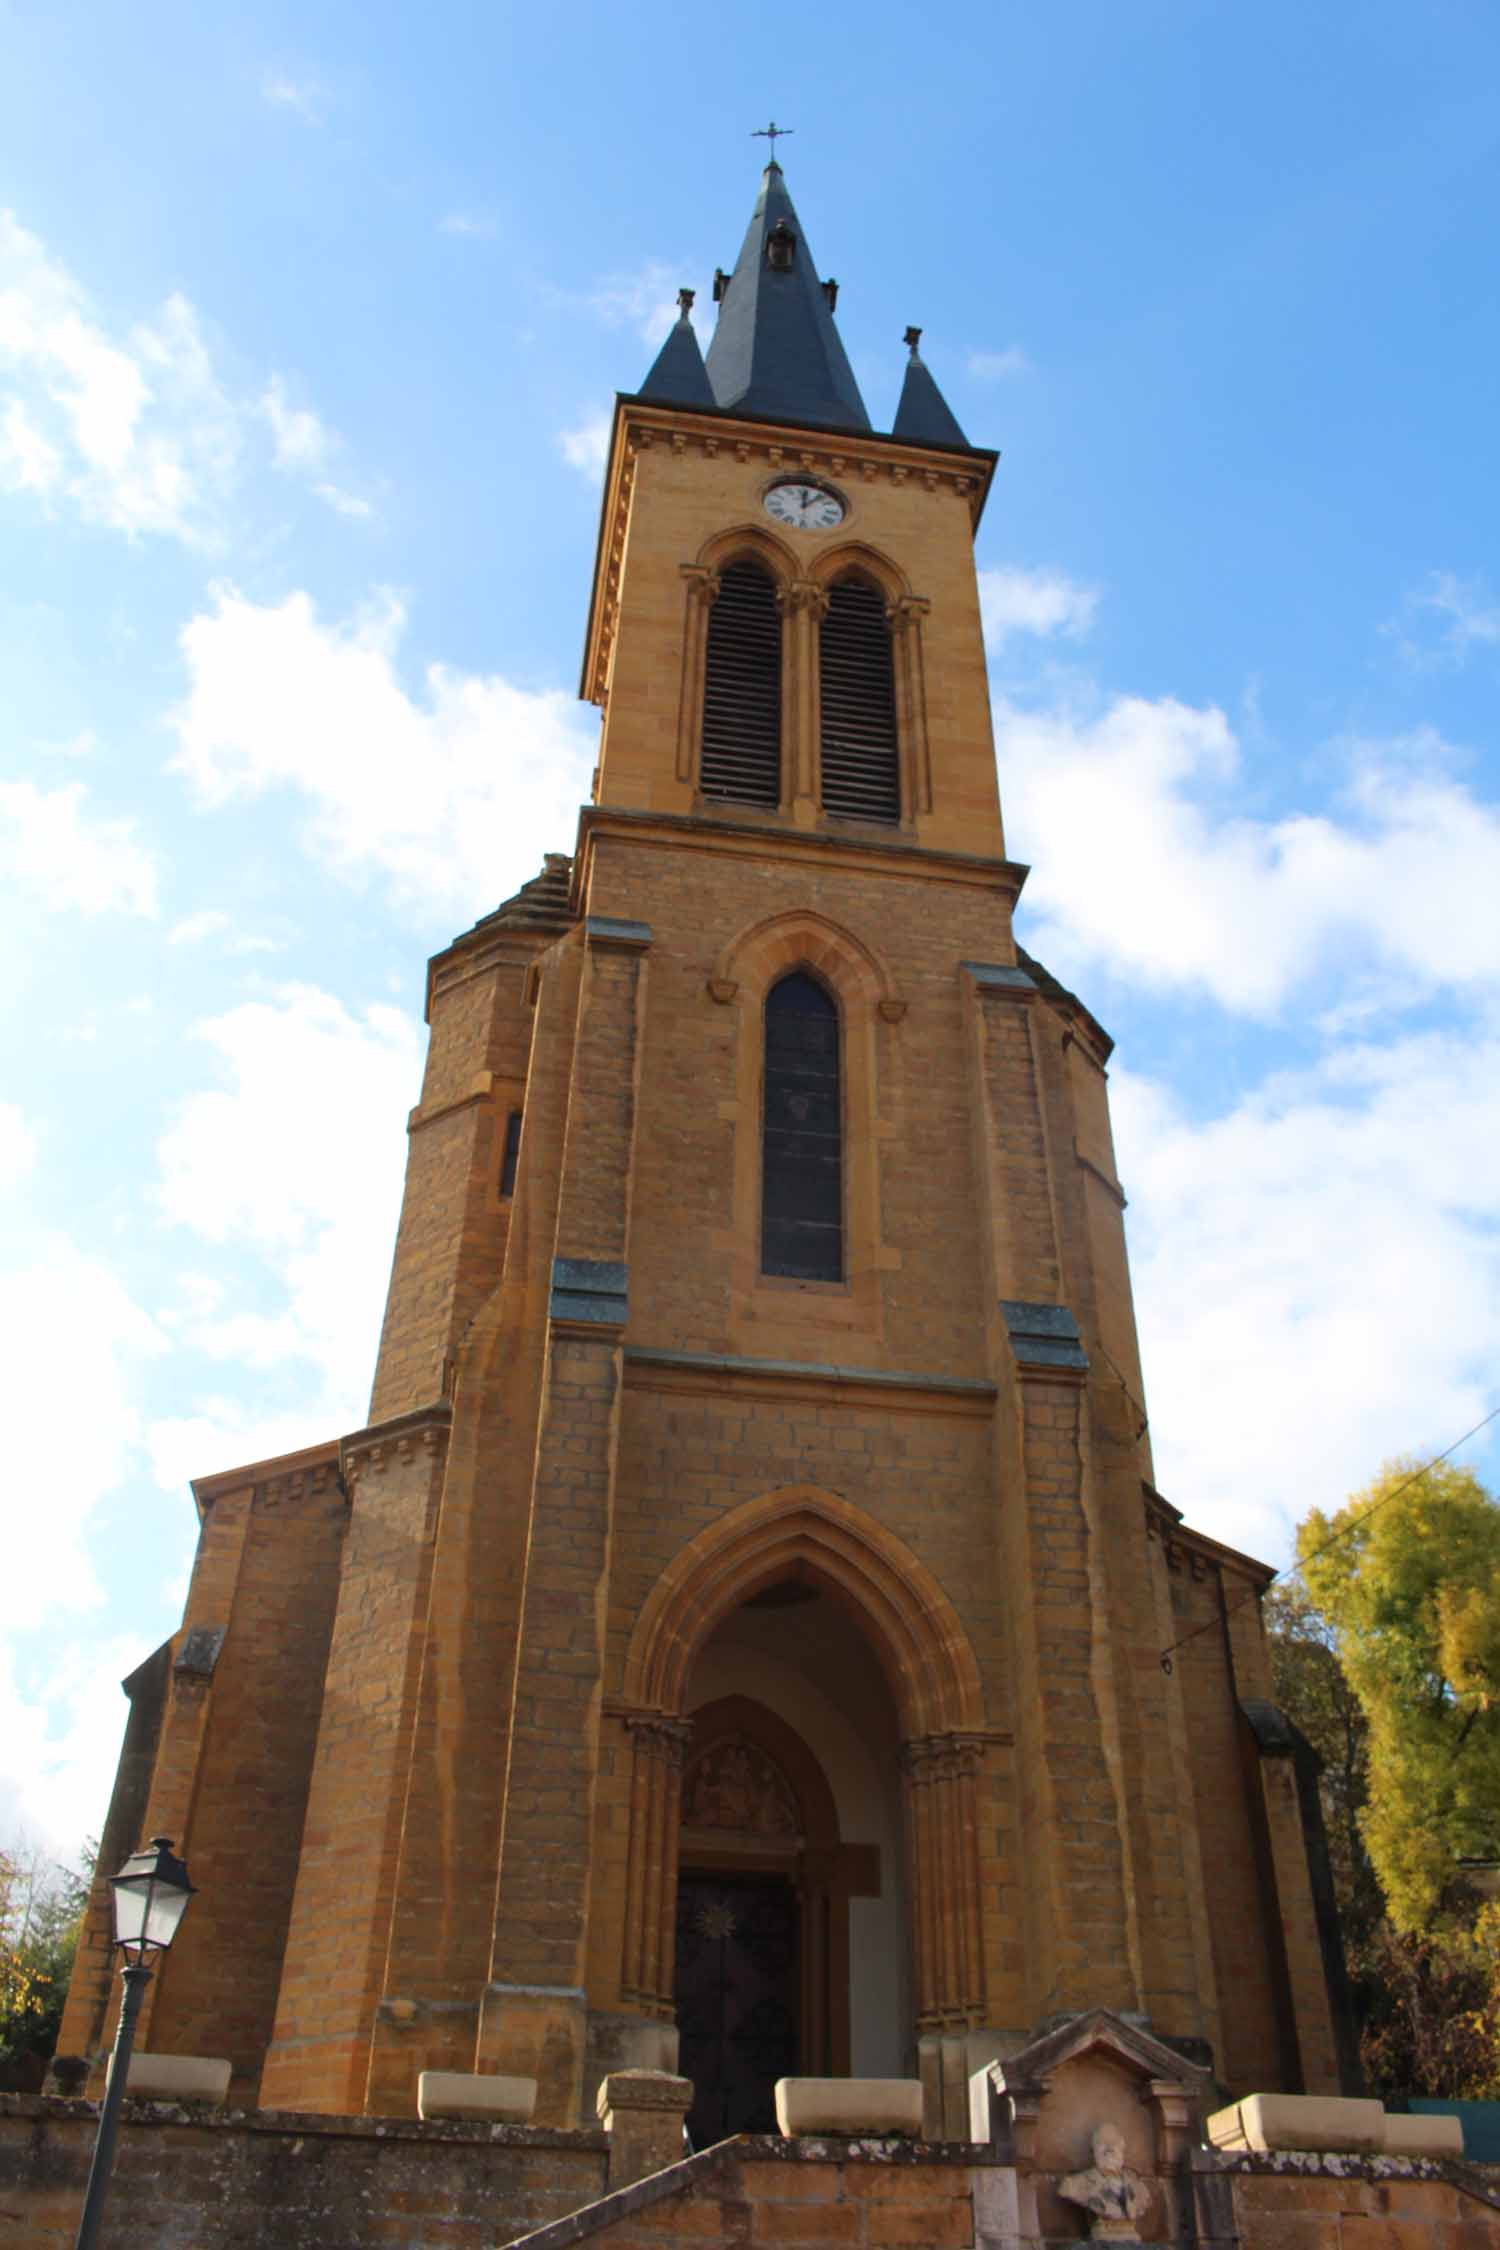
[{"x1": 763, "y1": 480, "x2": 846, "y2": 532}]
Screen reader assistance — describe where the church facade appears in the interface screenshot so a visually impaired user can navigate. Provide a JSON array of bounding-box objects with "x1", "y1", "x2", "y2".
[{"x1": 62, "y1": 164, "x2": 1350, "y2": 2141}]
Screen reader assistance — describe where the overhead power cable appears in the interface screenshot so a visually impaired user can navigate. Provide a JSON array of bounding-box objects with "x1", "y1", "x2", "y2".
[{"x1": 1157, "y1": 1400, "x2": 1500, "y2": 1675}]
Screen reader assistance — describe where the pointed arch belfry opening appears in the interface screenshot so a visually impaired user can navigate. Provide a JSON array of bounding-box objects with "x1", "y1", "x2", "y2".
[
  {"x1": 701, "y1": 557, "x2": 783, "y2": 807},
  {"x1": 819, "y1": 574, "x2": 901, "y2": 823},
  {"x1": 617, "y1": 1488, "x2": 989, "y2": 2040}
]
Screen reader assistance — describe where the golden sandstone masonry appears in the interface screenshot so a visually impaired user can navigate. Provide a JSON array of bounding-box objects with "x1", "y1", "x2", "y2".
[{"x1": 62, "y1": 159, "x2": 1355, "y2": 2158}]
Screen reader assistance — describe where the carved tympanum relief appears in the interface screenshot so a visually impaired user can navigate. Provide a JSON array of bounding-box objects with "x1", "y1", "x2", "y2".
[{"x1": 681, "y1": 1735, "x2": 801, "y2": 1839}]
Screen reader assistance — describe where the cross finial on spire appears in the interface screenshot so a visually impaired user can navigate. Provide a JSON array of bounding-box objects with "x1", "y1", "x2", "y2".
[
  {"x1": 677, "y1": 288, "x2": 695, "y2": 318},
  {"x1": 752, "y1": 121, "x2": 794, "y2": 165}
]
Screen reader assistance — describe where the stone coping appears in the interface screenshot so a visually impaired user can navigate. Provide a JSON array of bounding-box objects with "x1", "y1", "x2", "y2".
[
  {"x1": 501, "y1": 2134, "x2": 1008, "y2": 2250},
  {"x1": 1, "y1": 2091, "x2": 607, "y2": 2151},
  {"x1": 1191, "y1": 2145, "x2": 1500, "y2": 2210}
]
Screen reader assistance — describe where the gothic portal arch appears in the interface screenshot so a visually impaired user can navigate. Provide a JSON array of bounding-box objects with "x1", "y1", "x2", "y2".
[
  {"x1": 617, "y1": 1488, "x2": 989, "y2": 2040},
  {"x1": 624, "y1": 1485, "x2": 982, "y2": 1735}
]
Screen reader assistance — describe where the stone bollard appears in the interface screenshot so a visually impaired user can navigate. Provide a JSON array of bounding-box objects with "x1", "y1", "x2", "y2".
[{"x1": 596, "y1": 2069, "x2": 694, "y2": 2188}]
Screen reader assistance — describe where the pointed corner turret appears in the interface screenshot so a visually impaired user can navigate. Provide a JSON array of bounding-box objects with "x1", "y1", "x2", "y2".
[
  {"x1": 892, "y1": 326, "x2": 970, "y2": 450},
  {"x1": 639, "y1": 289, "x2": 716, "y2": 410},
  {"x1": 704, "y1": 162, "x2": 871, "y2": 434}
]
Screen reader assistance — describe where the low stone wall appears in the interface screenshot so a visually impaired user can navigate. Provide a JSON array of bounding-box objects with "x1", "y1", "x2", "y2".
[
  {"x1": 0, "y1": 2092, "x2": 608, "y2": 2248},
  {"x1": 504, "y1": 2136, "x2": 993, "y2": 2250},
  {"x1": 1207, "y1": 2149, "x2": 1500, "y2": 2250},
  {"x1": 4, "y1": 2094, "x2": 1499, "y2": 2250}
]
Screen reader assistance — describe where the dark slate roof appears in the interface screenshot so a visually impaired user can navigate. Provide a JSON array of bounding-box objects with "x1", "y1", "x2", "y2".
[
  {"x1": 702, "y1": 163, "x2": 871, "y2": 433},
  {"x1": 639, "y1": 298, "x2": 715, "y2": 409},
  {"x1": 891, "y1": 332, "x2": 970, "y2": 449}
]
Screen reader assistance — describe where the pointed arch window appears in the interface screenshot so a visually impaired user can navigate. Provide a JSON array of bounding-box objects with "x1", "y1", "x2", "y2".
[
  {"x1": 819, "y1": 577, "x2": 900, "y2": 824},
  {"x1": 761, "y1": 972, "x2": 842, "y2": 1281},
  {"x1": 701, "y1": 559, "x2": 782, "y2": 808}
]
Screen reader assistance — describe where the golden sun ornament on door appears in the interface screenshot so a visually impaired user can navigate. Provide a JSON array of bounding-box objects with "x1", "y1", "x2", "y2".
[{"x1": 763, "y1": 479, "x2": 846, "y2": 531}]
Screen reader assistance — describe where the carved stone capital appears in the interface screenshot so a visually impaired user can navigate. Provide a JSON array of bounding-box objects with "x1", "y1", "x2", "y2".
[
  {"x1": 886, "y1": 593, "x2": 932, "y2": 633},
  {"x1": 780, "y1": 578, "x2": 830, "y2": 619},
  {"x1": 902, "y1": 1729, "x2": 987, "y2": 1783},
  {"x1": 624, "y1": 1712, "x2": 693, "y2": 1769},
  {"x1": 680, "y1": 563, "x2": 721, "y2": 607}
]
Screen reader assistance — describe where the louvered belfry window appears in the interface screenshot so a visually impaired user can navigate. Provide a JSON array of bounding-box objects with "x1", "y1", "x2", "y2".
[
  {"x1": 700, "y1": 560, "x2": 782, "y2": 808},
  {"x1": 761, "y1": 972, "x2": 843, "y2": 1282},
  {"x1": 819, "y1": 578, "x2": 901, "y2": 823}
]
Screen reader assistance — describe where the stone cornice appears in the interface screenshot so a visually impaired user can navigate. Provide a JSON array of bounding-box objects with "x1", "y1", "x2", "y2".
[
  {"x1": 576, "y1": 803, "x2": 1028, "y2": 900},
  {"x1": 623, "y1": 1344, "x2": 995, "y2": 1417},
  {"x1": 582, "y1": 394, "x2": 999, "y2": 704},
  {"x1": 191, "y1": 1437, "x2": 342, "y2": 1521},
  {"x1": 1144, "y1": 1482, "x2": 1276, "y2": 1588},
  {"x1": 424, "y1": 921, "x2": 571, "y2": 1025},
  {"x1": 339, "y1": 1401, "x2": 452, "y2": 1489}
]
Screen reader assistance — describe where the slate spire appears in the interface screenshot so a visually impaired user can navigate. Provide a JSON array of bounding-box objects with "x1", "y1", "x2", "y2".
[
  {"x1": 702, "y1": 163, "x2": 871, "y2": 433},
  {"x1": 891, "y1": 326, "x2": 969, "y2": 449},
  {"x1": 639, "y1": 288, "x2": 716, "y2": 410}
]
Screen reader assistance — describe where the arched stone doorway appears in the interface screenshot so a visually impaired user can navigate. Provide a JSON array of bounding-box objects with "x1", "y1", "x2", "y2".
[
  {"x1": 617, "y1": 1488, "x2": 989, "y2": 2136},
  {"x1": 675, "y1": 1589, "x2": 901, "y2": 2139}
]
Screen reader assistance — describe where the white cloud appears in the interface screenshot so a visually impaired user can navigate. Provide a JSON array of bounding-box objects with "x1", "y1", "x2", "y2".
[
  {"x1": 1390, "y1": 570, "x2": 1500, "y2": 667},
  {"x1": 0, "y1": 1242, "x2": 165, "y2": 1616},
  {"x1": 41, "y1": 727, "x2": 96, "y2": 759},
  {"x1": 980, "y1": 565, "x2": 1099, "y2": 647},
  {"x1": 0, "y1": 398, "x2": 61, "y2": 491},
  {"x1": 314, "y1": 481, "x2": 373, "y2": 519},
  {"x1": 154, "y1": 982, "x2": 422, "y2": 1434},
  {"x1": 261, "y1": 376, "x2": 370, "y2": 518},
  {"x1": 439, "y1": 211, "x2": 498, "y2": 240},
  {"x1": 1116, "y1": 1022, "x2": 1500, "y2": 1564},
  {"x1": 168, "y1": 908, "x2": 231, "y2": 945},
  {"x1": 170, "y1": 584, "x2": 598, "y2": 919},
  {"x1": 559, "y1": 413, "x2": 611, "y2": 479},
  {"x1": 0, "y1": 780, "x2": 158, "y2": 917},
  {"x1": 586, "y1": 260, "x2": 684, "y2": 344},
  {"x1": 260, "y1": 373, "x2": 330, "y2": 470},
  {"x1": 0, "y1": 209, "x2": 359, "y2": 542},
  {"x1": 1002, "y1": 697, "x2": 1500, "y2": 1014},
  {"x1": 0, "y1": 1102, "x2": 36, "y2": 1185},
  {"x1": 0, "y1": 1636, "x2": 143, "y2": 1859},
  {"x1": 261, "y1": 74, "x2": 323, "y2": 123},
  {"x1": 967, "y1": 346, "x2": 1029, "y2": 380}
]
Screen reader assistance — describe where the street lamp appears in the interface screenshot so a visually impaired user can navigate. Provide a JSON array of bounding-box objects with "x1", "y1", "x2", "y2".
[{"x1": 73, "y1": 1836, "x2": 196, "y2": 2250}]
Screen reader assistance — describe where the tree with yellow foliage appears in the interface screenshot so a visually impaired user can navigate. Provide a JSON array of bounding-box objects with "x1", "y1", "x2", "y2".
[{"x1": 1298, "y1": 1458, "x2": 1500, "y2": 1935}]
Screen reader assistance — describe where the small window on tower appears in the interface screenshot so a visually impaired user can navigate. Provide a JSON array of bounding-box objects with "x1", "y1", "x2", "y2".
[
  {"x1": 761, "y1": 973, "x2": 843, "y2": 1283},
  {"x1": 500, "y1": 1110, "x2": 523, "y2": 1198},
  {"x1": 701, "y1": 560, "x2": 782, "y2": 808},
  {"x1": 766, "y1": 221, "x2": 797, "y2": 272}
]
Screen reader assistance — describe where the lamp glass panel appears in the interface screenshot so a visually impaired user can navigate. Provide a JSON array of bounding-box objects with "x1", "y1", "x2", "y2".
[{"x1": 143, "y1": 1881, "x2": 192, "y2": 1949}]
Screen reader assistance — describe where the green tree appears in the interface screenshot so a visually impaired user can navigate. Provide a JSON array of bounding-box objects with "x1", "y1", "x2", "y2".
[
  {"x1": 0, "y1": 1840, "x2": 92, "y2": 2083},
  {"x1": 1298, "y1": 1459, "x2": 1500, "y2": 1934}
]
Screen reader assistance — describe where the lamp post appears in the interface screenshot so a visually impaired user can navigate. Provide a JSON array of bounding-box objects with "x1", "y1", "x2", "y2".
[{"x1": 73, "y1": 1836, "x2": 195, "y2": 2250}]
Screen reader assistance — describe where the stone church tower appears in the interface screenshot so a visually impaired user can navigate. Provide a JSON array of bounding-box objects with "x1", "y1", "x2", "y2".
[{"x1": 63, "y1": 163, "x2": 1350, "y2": 2141}]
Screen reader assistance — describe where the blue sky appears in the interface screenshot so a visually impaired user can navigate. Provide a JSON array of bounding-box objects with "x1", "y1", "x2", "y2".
[{"x1": 3, "y1": 0, "x2": 1499, "y2": 1863}]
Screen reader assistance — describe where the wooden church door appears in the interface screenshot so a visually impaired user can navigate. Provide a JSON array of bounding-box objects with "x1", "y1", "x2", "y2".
[{"x1": 674, "y1": 1869, "x2": 800, "y2": 2143}]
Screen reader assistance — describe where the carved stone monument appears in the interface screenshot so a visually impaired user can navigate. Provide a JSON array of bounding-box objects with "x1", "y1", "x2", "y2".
[
  {"x1": 1057, "y1": 2121, "x2": 1155, "y2": 2240},
  {"x1": 970, "y1": 2008, "x2": 1213, "y2": 2244}
]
